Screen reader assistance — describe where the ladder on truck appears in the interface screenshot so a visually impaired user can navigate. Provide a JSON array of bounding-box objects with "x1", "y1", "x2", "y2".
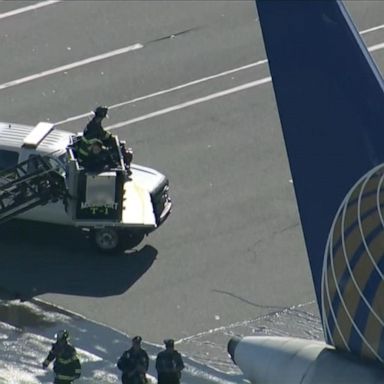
[{"x1": 0, "y1": 156, "x2": 67, "y2": 224}]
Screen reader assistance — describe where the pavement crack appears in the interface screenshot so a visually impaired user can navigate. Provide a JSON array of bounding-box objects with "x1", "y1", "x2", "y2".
[
  {"x1": 212, "y1": 289, "x2": 284, "y2": 311},
  {"x1": 147, "y1": 26, "x2": 200, "y2": 44}
]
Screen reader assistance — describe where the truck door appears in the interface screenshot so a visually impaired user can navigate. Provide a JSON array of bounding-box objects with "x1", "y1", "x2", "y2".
[{"x1": 0, "y1": 149, "x2": 19, "y2": 171}]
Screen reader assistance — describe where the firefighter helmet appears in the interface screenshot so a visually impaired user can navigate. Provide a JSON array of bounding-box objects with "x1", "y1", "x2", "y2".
[
  {"x1": 55, "y1": 329, "x2": 69, "y2": 342},
  {"x1": 94, "y1": 106, "x2": 108, "y2": 118},
  {"x1": 132, "y1": 335, "x2": 142, "y2": 344},
  {"x1": 164, "y1": 339, "x2": 174, "y2": 348}
]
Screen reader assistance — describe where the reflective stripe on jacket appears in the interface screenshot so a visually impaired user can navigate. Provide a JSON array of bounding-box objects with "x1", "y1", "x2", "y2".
[{"x1": 44, "y1": 342, "x2": 81, "y2": 381}]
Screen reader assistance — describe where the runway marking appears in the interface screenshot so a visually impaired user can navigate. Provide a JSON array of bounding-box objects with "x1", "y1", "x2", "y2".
[
  {"x1": 55, "y1": 36, "x2": 384, "y2": 127},
  {"x1": 105, "y1": 77, "x2": 272, "y2": 131},
  {"x1": 0, "y1": 0, "x2": 60, "y2": 20},
  {"x1": 360, "y1": 24, "x2": 384, "y2": 35},
  {"x1": 54, "y1": 59, "x2": 268, "y2": 125},
  {"x1": 0, "y1": 20, "x2": 383, "y2": 109},
  {"x1": 0, "y1": 43, "x2": 143, "y2": 91},
  {"x1": 368, "y1": 41, "x2": 384, "y2": 52},
  {"x1": 99, "y1": 34, "x2": 384, "y2": 131}
]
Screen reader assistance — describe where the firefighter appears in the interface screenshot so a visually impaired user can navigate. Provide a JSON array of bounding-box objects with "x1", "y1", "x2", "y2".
[
  {"x1": 75, "y1": 106, "x2": 111, "y2": 163},
  {"x1": 120, "y1": 141, "x2": 133, "y2": 174},
  {"x1": 74, "y1": 135, "x2": 91, "y2": 165},
  {"x1": 155, "y1": 339, "x2": 184, "y2": 384},
  {"x1": 42, "y1": 330, "x2": 81, "y2": 384},
  {"x1": 83, "y1": 106, "x2": 113, "y2": 146},
  {"x1": 75, "y1": 136, "x2": 116, "y2": 170},
  {"x1": 117, "y1": 336, "x2": 149, "y2": 384}
]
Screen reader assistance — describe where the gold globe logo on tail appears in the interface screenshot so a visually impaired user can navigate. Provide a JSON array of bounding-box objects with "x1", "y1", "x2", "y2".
[{"x1": 322, "y1": 165, "x2": 384, "y2": 363}]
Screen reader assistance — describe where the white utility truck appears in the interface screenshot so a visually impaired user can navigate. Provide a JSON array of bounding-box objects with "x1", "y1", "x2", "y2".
[{"x1": 0, "y1": 121, "x2": 172, "y2": 252}]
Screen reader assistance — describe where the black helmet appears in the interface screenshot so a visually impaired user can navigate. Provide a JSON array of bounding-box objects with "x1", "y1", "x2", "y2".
[
  {"x1": 55, "y1": 329, "x2": 69, "y2": 342},
  {"x1": 164, "y1": 339, "x2": 174, "y2": 348},
  {"x1": 132, "y1": 335, "x2": 142, "y2": 344},
  {"x1": 94, "y1": 106, "x2": 108, "y2": 118}
]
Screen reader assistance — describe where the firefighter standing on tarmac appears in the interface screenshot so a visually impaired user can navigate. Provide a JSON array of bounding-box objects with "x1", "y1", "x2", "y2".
[
  {"x1": 155, "y1": 339, "x2": 185, "y2": 384},
  {"x1": 117, "y1": 336, "x2": 149, "y2": 384},
  {"x1": 42, "y1": 330, "x2": 81, "y2": 384}
]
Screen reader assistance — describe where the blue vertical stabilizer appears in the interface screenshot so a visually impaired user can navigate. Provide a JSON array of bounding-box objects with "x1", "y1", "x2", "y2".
[{"x1": 256, "y1": 0, "x2": 384, "y2": 363}]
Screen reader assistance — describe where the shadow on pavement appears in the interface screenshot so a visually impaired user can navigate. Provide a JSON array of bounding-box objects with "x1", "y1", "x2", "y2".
[{"x1": 0, "y1": 220, "x2": 157, "y2": 300}]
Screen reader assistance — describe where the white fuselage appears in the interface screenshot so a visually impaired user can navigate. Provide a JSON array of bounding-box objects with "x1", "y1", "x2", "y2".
[{"x1": 228, "y1": 336, "x2": 384, "y2": 384}]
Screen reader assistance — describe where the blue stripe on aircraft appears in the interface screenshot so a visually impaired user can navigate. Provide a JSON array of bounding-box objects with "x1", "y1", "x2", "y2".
[
  {"x1": 327, "y1": 221, "x2": 383, "y2": 336},
  {"x1": 330, "y1": 199, "x2": 378, "y2": 257},
  {"x1": 348, "y1": 255, "x2": 384, "y2": 355},
  {"x1": 379, "y1": 325, "x2": 384, "y2": 360}
]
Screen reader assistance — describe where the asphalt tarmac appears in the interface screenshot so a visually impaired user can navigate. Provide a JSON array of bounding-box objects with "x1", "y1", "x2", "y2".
[{"x1": 1, "y1": 0, "x2": 384, "y2": 346}]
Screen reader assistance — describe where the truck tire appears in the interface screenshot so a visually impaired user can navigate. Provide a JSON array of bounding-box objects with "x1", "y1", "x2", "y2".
[
  {"x1": 92, "y1": 228, "x2": 120, "y2": 253},
  {"x1": 122, "y1": 231, "x2": 145, "y2": 249}
]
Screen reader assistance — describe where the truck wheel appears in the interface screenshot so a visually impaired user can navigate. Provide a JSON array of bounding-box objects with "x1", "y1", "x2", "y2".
[
  {"x1": 122, "y1": 231, "x2": 145, "y2": 249},
  {"x1": 92, "y1": 228, "x2": 120, "y2": 253}
]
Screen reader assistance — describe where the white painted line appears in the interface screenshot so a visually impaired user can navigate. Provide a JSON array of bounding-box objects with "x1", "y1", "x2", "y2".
[
  {"x1": 54, "y1": 59, "x2": 268, "y2": 126},
  {"x1": 0, "y1": 43, "x2": 143, "y2": 91},
  {"x1": 109, "y1": 60, "x2": 268, "y2": 109},
  {"x1": 105, "y1": 77, "x2": 272, "y2": 131},
  {"x1": 368, "y1": 42, "x2": 384, "y2": 52},
  {"x1": 0, "y1": 19, "x2": 383, "y2": 97},
  {"x1": 55, "y1": 37, "x2": 384, "y2": 127},
  {"x1": 360, "y1": 24, "x2": 384, "y2": 35},
  {"x1": 0, "y1": 0, "x2": 60, "y2": 20}
]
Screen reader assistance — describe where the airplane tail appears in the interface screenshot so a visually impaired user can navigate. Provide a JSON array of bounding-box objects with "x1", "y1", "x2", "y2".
[{"x1": 256, "y1": 0, "x2": 384, "y2": 363}]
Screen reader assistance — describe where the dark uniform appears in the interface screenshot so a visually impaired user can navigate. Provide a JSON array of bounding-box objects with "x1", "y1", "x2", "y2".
[
  {"x1": 79, "y1": 138, "x2": 117, "y2": 171},
  {"x1": 75, "y1": 106, "x2": 111, "y2": 163},
  {"x1": 120, "y1": 141, "x2": 133, "y2": 172},
  {"x1": 75, "y1": 105, "x2": 128, "y2": 172},
  {"x1": 83, "y1": 106, "x2": 113, "y2": 146},
  {"x1": 42, "y1": 330, "x2": 81, "y2": 384},
  {"x1": 117, "y1": 336, "x2": 149, "y2": 384},
  {"x1": 156, "y1": 339, "x2": 184, "y2": 384}
]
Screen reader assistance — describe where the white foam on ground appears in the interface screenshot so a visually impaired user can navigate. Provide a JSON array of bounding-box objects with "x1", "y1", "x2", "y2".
[
  {"x1": 0, "y1": 299, "x2": 323, "y2": 383},
  {"x1": 0, "y1": 299, "x2": 245, "y2": 383}
]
